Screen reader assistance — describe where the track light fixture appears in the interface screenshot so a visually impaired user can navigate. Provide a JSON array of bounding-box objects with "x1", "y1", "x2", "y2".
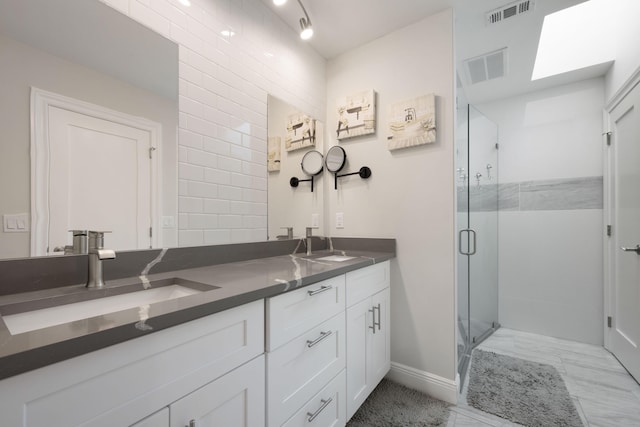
[
  {"x1": 297, "y1": 0, "x2": 313, "y2": 40},
  {"x1": 272, "y1": 0, "x2": 313, "y2": 40}
]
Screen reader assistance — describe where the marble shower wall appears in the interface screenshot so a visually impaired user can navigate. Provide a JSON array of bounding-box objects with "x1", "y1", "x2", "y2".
[{"x1": 457, "y1": 176, "x2": 603, "y2": 213}]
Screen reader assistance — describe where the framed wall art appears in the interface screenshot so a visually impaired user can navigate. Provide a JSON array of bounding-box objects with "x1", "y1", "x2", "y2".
[
  {"x1": 267, "y1": 136, "x2": 281, "y2": 172},
  {"x1": 387, "y1": 93, "x2": 436, "y2": 151},
  {"x1": 336, "y1": 89, "x2": 376, "y2": 140},
  {"x1": 285, "y1": 112, "x2": 316, "y2": 152}
]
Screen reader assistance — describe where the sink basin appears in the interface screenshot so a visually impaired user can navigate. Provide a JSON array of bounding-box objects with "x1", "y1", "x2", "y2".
[
  {"x1": 315, "y1": 255, "x2": 356, "y2": 262},
  {"x1": 1, "y1": 278, "x2": 214, "y2": 335}
]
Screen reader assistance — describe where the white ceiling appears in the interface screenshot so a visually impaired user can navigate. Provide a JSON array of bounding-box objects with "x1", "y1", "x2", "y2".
[
  {"x1": 260, "y1": 0, "x2": 456, "y2": 59},
  {"x1": 262, "y1": 0, "x2": 607, "y2": 104}
]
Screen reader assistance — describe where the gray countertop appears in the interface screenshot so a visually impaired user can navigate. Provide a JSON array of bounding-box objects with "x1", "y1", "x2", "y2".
[{"x1": 0, "y1": 248, "x2": 394, "y2": 380}]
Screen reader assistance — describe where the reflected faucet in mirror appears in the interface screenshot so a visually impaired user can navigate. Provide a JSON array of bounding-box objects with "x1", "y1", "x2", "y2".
[{"x1": 53, "y1": 230, "x2": 88, "y2": 255}]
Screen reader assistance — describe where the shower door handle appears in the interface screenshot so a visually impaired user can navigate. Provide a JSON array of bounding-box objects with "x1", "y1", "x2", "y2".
[{"x1": 458, "y1": 229, "x2": 477, "y2": 255}]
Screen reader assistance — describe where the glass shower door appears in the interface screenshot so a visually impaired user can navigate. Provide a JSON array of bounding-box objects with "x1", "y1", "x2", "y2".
[
  {"x1": 467, "y1": 105, "x2": 499, "y2": 346},
  {"x1": 456, "y1": 105, "x2": 470, "y2": 373},
  {"x1": 456, "y1": 104, "x2": 499, "y2": 387}
]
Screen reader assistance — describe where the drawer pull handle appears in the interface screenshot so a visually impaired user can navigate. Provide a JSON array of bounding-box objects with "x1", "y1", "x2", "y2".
[
  {"x1": 307, "y1": 330, "x2": 332, "y2": 348},
  {"x1": 307, "y1": 397, "x2": 333, "y2": 422},
  {"x1": 307, "y1": 285, "x2": 332, "y2": 296}
]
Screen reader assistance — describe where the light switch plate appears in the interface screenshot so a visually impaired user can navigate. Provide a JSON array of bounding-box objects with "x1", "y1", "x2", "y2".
[
  {"x1": 336, "y1": 212, "x2": 344, "y2": 229},
  {"x1": 162, "y1": 216, "x2": 175, "y2": 228},
  {"x1": 3, "y1": 213, "x2": 29, "y2": 233}
]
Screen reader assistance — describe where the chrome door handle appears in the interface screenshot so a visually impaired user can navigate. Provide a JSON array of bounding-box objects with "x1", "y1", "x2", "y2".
[
  {"x1": 373, "y1": 303, "x2": 381, "y2": 331},
  {"x1": 621, "y1": 245, "x2": 640, "y2": 254}
]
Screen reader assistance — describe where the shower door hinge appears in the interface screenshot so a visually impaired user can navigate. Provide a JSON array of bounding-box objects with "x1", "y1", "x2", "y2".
[
  {"x1": 149, "y1": 226, "x2": 153, "y2": 238},
  {"x1": 495, "y1": 142, "x2": 499, "y2": 150},
  {"x1": 605, "y1": 132, "x2": 612, "y2": 146},
  {"x1": 149, "y1": 147, "x2": 156, "y2": 159},
  {"x1": 607, "y1": 316, "x2": 612, "y2": 328},
  {"x1": 607, "y1": 225, "x2": 612, "y2": 236}
]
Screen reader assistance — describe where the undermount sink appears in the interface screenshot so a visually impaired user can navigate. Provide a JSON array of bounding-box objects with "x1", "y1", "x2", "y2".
[
  {"x1": 315, "y1": 255, "x2": 356, "y2": 262},
  {"x1": 1, "y1": 278, "x2": 215, "y2": 335}
]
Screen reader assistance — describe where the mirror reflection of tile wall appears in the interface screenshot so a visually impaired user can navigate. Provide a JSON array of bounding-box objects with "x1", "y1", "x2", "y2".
[{"x1": 267, "y1": 96, "x2": 324, "y2": 240}]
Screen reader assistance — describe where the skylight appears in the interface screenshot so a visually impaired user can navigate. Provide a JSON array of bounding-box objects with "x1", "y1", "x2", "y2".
[{"x1": 531, "y1": 0, "x2": 615, "y2": 81}]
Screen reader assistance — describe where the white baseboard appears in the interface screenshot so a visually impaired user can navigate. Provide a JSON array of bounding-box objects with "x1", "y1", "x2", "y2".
[{"x1": 386, "y1": 362, "x2": 458, "y2": 404}]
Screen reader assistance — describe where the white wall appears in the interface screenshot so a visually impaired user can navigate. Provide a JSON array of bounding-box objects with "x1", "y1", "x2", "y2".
[
  {"x1": 604, "y1": 0, "x2": 640, "y2": 101},
  {"x1": 103, "y1": 0, "x2": 326, "y2": 247},
  {"x1": 0, "y1": 33, "x2": 177, "y2": 258},
  {"x1": 326, "y1": 9, "x2": 457, "y2": 401},
  {"x1": 479, "y1": 77, "x2": 605, "y2": 345}
]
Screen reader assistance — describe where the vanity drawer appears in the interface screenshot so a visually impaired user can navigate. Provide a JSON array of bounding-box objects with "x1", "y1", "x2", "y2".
[
  {"x1": 281, "y1": 370, "x2": 346, "y2": 427},
  {"x1": 267, "y1": 275, "x2": 345, "y2": 351},
  {"x1": 267, "y1": 312, "x2": 346, "y2": 427},
  {"x1": 345, "y1": 261, "x2": 389, "y2": 307}
]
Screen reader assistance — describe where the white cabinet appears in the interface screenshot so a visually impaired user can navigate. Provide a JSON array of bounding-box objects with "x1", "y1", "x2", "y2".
[
  {"x1": 170, "y1": 355, "x2": 265, "y2": 427},
  {"x1": 345, "y1": 262, "x2": 391, "y2": 420},
  {"x1": 282, "y1": 370, "x2": 346, "y2": 427},
  {"x1": 267, "y1": 275, "x2": 345, "y2": 351},
  {"x1": 266, "y1": 276, "x2": 347, "y2": 427},
  {"x1": 0, "y1": 300, "x2": 264, "y2": 427},
  {"x1": 130, "y1": 408, "x2": 169, "y2": 427}
]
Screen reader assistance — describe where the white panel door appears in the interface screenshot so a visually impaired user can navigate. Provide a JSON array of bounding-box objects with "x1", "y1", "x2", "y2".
[
  {"x1": 610, "y1": 81, "x2": 640, "y2": 382},
  {"x1": 47, "y1": 106, "x2": 153, "y2": 252}
]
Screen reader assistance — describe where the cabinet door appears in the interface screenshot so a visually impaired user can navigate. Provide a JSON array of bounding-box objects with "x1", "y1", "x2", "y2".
[
  {"x1": 170, "y1": 355, "x2": 265, "y2": 427},
  {"x1": 345, "y1": 287, "x2": 391, "y2": 421},
  {"x1": 346, "y1": 297, "x2": 373, "y2": 419}
]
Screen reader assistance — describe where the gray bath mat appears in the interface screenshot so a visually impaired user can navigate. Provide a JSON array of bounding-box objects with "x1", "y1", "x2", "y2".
[
  {"x1": 467, "y1": 349, "x2": 583, "y2": 427},
  {"x1": 347, "y1": 379, "x2": 450, "y2": 426}
]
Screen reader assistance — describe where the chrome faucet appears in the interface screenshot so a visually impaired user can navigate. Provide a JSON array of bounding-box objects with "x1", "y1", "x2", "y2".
[
  {"x1": 306, "y1": 227, "x2": 313, "y2": 256},
  {"x1": 86, "y1": 231, "x2": 116, "y2": 288}
]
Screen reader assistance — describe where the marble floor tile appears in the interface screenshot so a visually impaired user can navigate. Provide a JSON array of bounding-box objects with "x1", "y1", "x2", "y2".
[{"x1": 452, "y1": 328, "x2": 640, "y2": 427}]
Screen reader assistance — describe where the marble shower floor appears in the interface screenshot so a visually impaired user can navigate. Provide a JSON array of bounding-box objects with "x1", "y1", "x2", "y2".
[{"x1": 448, "y1": 328, "x2": 640, "y2": 427}]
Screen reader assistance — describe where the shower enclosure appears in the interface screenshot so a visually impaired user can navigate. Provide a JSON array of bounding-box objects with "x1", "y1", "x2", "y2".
[{"x1": 456, "y1": 104, "x2": 499, "y2": 388}]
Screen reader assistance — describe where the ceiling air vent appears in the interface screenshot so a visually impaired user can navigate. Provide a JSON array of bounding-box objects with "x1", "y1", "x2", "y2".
[
  {"x1": 464, "y1": 48, "x2": 507, "y2": 85},
  {"x1": 486, "y1": 0, "x2": 534, "y2": 25}
]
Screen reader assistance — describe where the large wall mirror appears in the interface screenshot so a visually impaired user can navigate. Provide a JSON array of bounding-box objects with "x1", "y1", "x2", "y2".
[
  {"x1": 267, "y1": 95, "x2": 324, "y2": 239},
  {"x1": 0, "y1": 0, "x2": 324, "y2": 261},
  {"x1": 0, "y1": 0, "x2": 178, "y2": 259}
]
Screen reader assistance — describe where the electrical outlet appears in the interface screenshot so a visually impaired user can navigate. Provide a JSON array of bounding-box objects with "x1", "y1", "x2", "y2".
[{"x1": 336, "y1": 212, "x2": 344, "y2": 229}]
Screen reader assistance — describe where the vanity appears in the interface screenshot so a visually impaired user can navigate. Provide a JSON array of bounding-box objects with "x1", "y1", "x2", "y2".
[{"x1": 0, "y1": 238, "x2": 394, "y2": 427}]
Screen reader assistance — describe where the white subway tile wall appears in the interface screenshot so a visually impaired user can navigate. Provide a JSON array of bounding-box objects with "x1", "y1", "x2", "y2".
[{"x1": 101, "y1": 0, "x2": 326, "y2": 246}]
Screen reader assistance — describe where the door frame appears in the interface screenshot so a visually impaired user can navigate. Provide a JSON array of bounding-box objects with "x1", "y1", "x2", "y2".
[
  {"x1": 30, "y1": 87, "x2": 162, "y2": 256},
  {"x1": 603, "y1": 67, "x2": 640, "y2": 351}
]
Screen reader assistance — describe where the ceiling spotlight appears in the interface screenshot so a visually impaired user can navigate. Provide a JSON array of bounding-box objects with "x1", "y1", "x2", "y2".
[
  {"x1": 299, "y1": 17, "x2": 313, "y2": 40},
  {"x1": 178, "y1": 0, "x2": 191, "y2": 6},
  {"x1": 273, "y1": 0, "x2": 287, "y2": 5},
  {"x1": 297, "y1": 0, "x2": 313, "y2": 40}
]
